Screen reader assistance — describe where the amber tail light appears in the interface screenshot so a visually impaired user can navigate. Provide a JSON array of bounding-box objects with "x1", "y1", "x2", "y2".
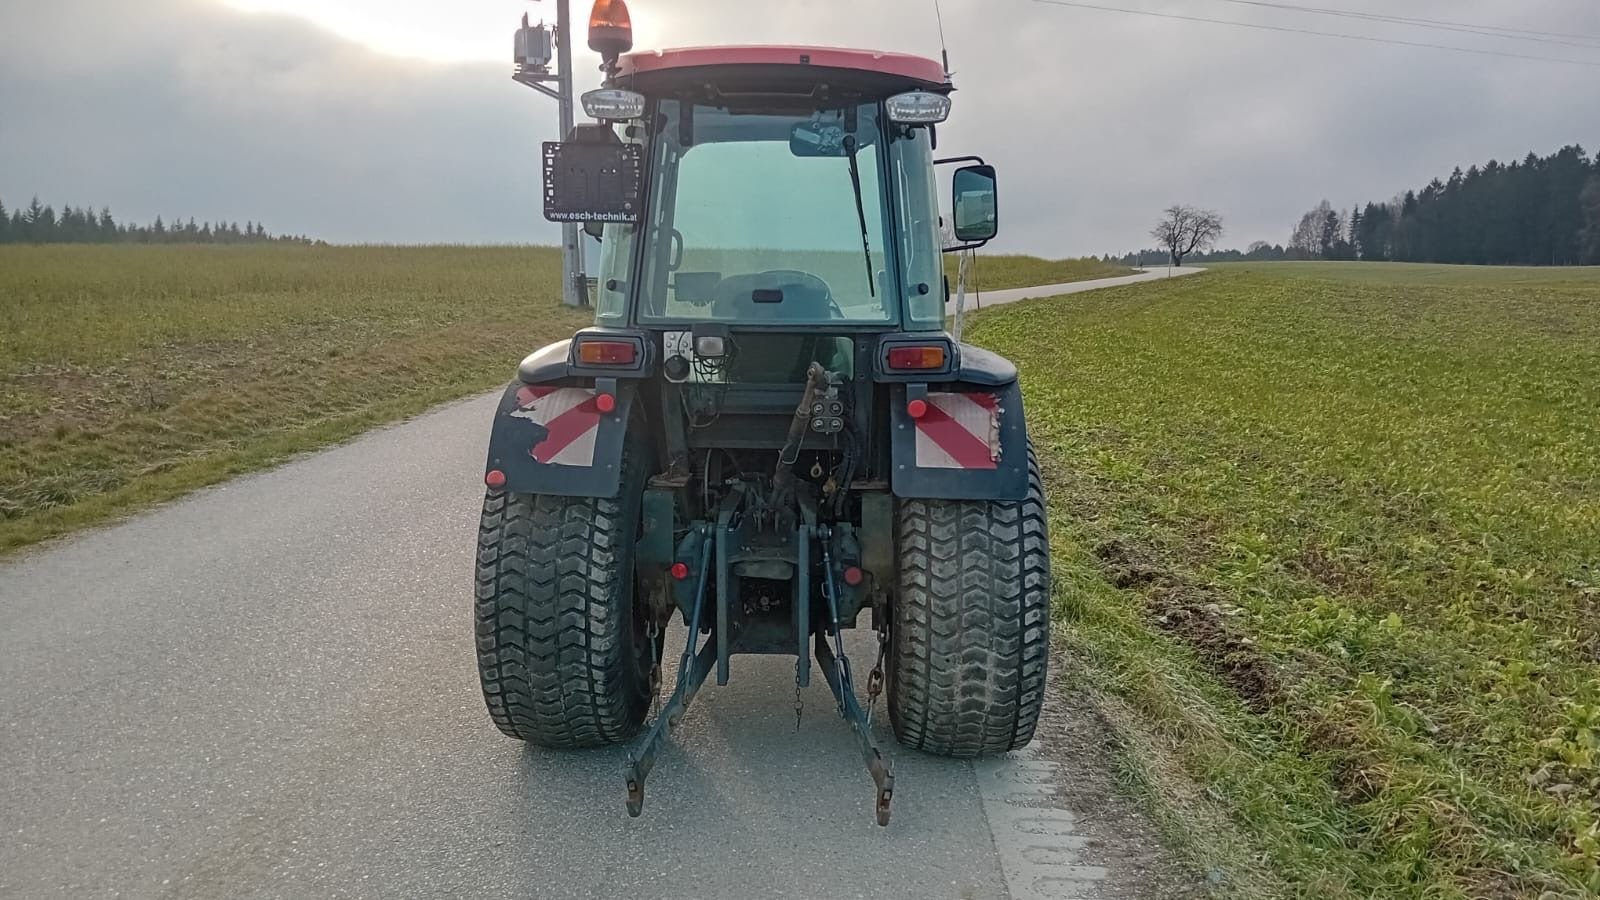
[
  {"x1": 886, "y1": 345, "x2": 948, "y2": 370},
  {"x1": 577, "y1": 340, "x2": 638, "y2": 366}
]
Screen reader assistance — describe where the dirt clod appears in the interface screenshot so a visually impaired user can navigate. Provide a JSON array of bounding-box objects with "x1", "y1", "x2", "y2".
[{"x1": 1092, "y1": 535, "x2": 1281, "y2": 714}]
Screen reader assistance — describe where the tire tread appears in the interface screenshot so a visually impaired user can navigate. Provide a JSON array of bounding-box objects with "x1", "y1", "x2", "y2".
[
  {"x1": 473, "y1": 443, "x2": 649, "y2": 748},
  {"x1": 888, "y1": 444, "x2": 1050, "y2": 757}
]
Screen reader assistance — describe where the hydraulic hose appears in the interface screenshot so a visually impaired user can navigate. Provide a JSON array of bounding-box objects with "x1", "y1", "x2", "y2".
[{"x1": 773, "y1": 362, "x2": 830, "y2": 501}]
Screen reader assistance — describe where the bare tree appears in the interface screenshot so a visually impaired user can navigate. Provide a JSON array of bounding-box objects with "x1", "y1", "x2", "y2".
[
  {"x1": 1290, "y1": 200, "x2": 1334, "y2": 258},
  {"x1": 1149, "y1": 205, "x2": 1224, "y2": 267}
]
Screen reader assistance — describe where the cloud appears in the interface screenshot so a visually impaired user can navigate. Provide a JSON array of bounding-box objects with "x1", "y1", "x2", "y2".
[
  {"x1": 1, "y1": 0, "x2": 1595, "y2": 252},
  {"x1": 1, "y1": 0, "x2": 546, "y2": 244}
]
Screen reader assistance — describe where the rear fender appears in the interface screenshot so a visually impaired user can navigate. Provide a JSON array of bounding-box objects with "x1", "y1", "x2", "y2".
[
  {"x1": 484, "y1": 378, "x2": 636, "y2": 498},
  {"x1": 888, "y1": 377, "x2": 1029, "y2": 502}
]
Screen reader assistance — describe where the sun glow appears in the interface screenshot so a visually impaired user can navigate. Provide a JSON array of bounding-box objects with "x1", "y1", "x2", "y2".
[
  {"x1": 219, "y1": 0, "x2": 678, "y2": 65},
  {"x1": 220, "y1": 0, "x2": 534, "y2": 63}
]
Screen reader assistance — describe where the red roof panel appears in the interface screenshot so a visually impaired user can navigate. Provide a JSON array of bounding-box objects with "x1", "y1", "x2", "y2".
[{"x1": 619, "y1": 45, "x2": 948, "y2": 86}]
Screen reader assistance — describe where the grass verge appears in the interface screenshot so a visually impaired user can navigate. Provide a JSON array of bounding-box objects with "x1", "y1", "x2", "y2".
[
  {"x1": 0, "y1": 245, "x2": 588, "y2": 552},
  {"x1": 969, "y1": 263, "x2": 1600, "y2": 898}
]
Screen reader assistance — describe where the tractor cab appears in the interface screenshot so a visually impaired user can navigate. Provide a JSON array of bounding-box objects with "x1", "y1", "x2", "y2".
[
  {"x1": 477, "y1": 0, "x2": 1046, "y2": 831},
  {"x1": 532, "y1": 35, "x2": 1007, "y2": 459},
  {"x1": 549, "y1": 37, "x2": 998, "y2": 328},
  {"x1": 577, "y1": 45, "x2": 997, "y2": 341}
]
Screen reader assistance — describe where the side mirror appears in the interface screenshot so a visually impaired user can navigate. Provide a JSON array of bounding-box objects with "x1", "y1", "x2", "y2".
[
  {"x1": 584, "y1": 221, "x2": 604, "y2": 240},
  {"x1": 952, "y1": 164, "x2": 999, "y2": 244}
]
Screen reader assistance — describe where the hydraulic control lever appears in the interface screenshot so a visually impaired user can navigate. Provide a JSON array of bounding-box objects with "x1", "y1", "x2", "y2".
[{"x1": 773, "y1": 363, "x2": 834, "y2": 502}]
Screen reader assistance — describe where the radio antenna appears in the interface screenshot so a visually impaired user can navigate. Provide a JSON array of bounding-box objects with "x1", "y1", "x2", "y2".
[{"x1": 932, "y1": 0, "x2": 952, "y2": 79}]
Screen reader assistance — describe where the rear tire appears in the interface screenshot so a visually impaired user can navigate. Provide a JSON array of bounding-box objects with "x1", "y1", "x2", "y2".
[
  {"x1": 888, "y1": 444, "x2": 1051, "y2": 757},
  {"x1": 474, "y1": 437, "x2": 653, "y2": 748}
]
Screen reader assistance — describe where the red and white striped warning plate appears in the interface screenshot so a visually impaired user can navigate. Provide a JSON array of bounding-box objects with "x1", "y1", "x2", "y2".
[
  {"x1": 914, "y1": 391, "x2": 1000, "y2": 470},
  {"x1": 510, "y1": 386, "x2": 602, "y2": 467}
]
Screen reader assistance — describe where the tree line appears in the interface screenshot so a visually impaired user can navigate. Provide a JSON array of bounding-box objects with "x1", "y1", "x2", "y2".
[
  {"x1": 1112, "y1": 241, "x2": 1304, "y2": 267},
  {"x1": 1114, "y1": 144, "x2": 1600, "y2": 267},
  {"x1": 1298, "y1": 145, "x2": 1599, "y2": 265},
  {"x1": 0, "y1": 196, "x2": 312, "y2": 246}
]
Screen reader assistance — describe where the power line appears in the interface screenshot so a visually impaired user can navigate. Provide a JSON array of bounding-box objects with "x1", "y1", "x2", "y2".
[
  {"x1": 1235, "y1": 1, "x2": 1600, "y2": 44},
  {"x1": 1209, "y1": 0, "x2": 1600, "y2": 50},
  {"x1": 1030, "y1": 0, "x2": 1600, "y2": 68}
]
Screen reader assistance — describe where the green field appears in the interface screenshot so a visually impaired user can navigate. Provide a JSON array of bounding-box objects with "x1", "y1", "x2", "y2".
[
  {"x1": 0, "y1": 245, "x2": 588, "y2": 551},
  {"x1": 968, "y1": 263, "x2": 1600, "y2": 898},
  {"x1": 0, "y1": 246, "x2": 1106, "y2": 552},
  {"x1": 945, "y1": 253, "x2": 1134, "y2": 290}
]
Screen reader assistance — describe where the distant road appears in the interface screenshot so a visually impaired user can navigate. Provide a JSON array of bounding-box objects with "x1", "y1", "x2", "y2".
[
  {"x1": 947, "y1": 265, "x2": 1206, "y2": 315},
  {"x1": 1, "y1": 279, "x2": 1193, "y2": 898}
]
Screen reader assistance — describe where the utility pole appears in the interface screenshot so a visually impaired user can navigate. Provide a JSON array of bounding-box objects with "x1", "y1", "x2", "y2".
[{"x1": 514, "y1": 1, "x2": 588, "y2": 307}]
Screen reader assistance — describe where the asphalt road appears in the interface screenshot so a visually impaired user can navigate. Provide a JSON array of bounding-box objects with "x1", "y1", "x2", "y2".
[
  {"x1": 945, "y1": 266, "x2": 1205, "y2": 316},
  {"x1": 2, "y1": 271, "x2": 1194, "y2": 899}
]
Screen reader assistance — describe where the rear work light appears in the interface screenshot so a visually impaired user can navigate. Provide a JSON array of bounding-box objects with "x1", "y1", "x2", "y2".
[
  {"x1": 694, "y1": 335, "x2": 727, "y2": 359},
  {"x1": 886, "y1": 91, "x2": 952, "y2": 124},
  {"x1": 577, "y1": 340, "x2": 638, "y2": 366},
  {"x1": 886, "y1": 345, "x2": 948, "y2": 370},
  {"x1": 582, "y1": 88, "x2": 646, "y2": 120}
]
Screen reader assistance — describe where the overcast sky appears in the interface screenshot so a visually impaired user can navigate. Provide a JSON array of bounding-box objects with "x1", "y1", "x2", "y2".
[{"x1": 2, "y1": 0, "x2": 1596, "y2": 254}]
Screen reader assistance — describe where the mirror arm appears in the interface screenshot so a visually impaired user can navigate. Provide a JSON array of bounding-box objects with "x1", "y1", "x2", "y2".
[{"x1": 942, "y1": 239, "x2": 991, "y2": 254}]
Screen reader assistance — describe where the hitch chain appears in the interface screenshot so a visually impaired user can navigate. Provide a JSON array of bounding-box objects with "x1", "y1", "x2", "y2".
[
  {"x1": 647, "y1": 618, "x2": 663, "y2": 714},
  {"x1": 866, "y1": 628, "x2": 888, "y2": 724}
]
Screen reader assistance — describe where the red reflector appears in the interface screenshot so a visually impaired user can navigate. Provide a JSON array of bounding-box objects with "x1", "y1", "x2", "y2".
[
  {"x1": 906, "y1": 399, "x2": 928, "y2": 419},
  {"x1": 843, "y1": 566, "x2": 864, "y2": 587},
  {"x1": 485, "y1": 469, "x2": 507, "y2": 489},
  {"x1": 670, "y1": 562, "x2": 690, "y2": 580},
  {"x1": 595, "y1": 392, "x2": 617, "y2": 413},
  {"x1": 887, "y1": 345, "x2": 947, "y2": 370},
  {"x1": 577, "y1": 340, "x2": 637, "y2": 366}
]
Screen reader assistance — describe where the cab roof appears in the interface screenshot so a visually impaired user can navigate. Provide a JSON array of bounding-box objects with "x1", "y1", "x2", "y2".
[{"x1": 617, "y1": 45, "x2": 951, "y2": 99}]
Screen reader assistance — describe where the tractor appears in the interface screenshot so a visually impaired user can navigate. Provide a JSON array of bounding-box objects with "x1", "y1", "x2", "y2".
[{"x1": 476, "y1": 0, "x2": 1049, "y2": 827}]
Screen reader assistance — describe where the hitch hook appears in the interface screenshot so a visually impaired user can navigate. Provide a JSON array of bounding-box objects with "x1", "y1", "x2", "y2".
[
  {"x1": 624, "y1": 525, "x2": 716, "y2": 818},
  {"x1": 815, "y1": 530, "x2": 896, "y2": 827}
]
